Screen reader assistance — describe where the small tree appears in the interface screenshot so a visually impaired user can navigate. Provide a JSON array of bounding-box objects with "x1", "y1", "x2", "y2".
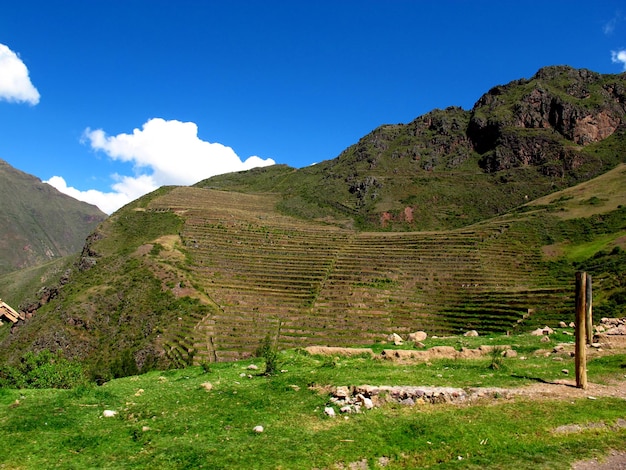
[{"x1": 256, "y1": 333, "x2": 279, "y2": 376}]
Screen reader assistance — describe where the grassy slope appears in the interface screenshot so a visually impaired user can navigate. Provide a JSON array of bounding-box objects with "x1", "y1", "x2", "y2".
[
  {"x1": 1, "y1": 167, "x2": 623, "y2": 379},
  {"x1": 0, "y1": 332, "x2": 624, "y2": 469}
]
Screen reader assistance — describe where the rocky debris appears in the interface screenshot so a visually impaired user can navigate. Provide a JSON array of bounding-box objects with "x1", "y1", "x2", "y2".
[
  {"x1": 464, "y1": 330, "x2": 479, "y2": 337},
  {"x1": 531, "y1": 326, "x2": 554, "y2": 336},
  {"x1": 200, "y1": 382, "x2": 213, "y2": 391},
  {"x1": 387, "y1": 333, "x2": 404, "y2": 345},
  {"x1": 594, "y1": 317, "x2": 626, "y2": 349},
  {"x1": 324, "y1": 407, "x2": 336, "y2": 418},
  {"x1": 246, "y1": 364, "x2": 259, "y2": 371},
  {"x1": 326, "y1": 385, "x2": 513, "y2": 410},
  {"x1": 102, "y1": 410, "x2": 118, "y2": 418},
  {"x1": 305, "y1": 344, "x2": 516, "y2": 363},
  {"x1": 253, "y1": 425, "x2": 264, "y2": 433},
  {"x1": 407, "y1": 331, "x2": 428, "y2": 342}
]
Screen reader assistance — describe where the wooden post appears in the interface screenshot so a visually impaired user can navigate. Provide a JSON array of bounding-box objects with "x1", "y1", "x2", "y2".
[
  {"x1": 585, "y1": 273, "x2": 593, "y2": 345},
  {"x1": 575, "y1": 272, "x2": 588, "y2": 389}
]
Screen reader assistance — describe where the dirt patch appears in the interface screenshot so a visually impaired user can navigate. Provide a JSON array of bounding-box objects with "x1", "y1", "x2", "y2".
[
  {"x1": 572, "y1": 450, "x2": 626, "y2": 470},
  {"x1": 305, "y1": 346, "x2": 374, "y2": 357}
]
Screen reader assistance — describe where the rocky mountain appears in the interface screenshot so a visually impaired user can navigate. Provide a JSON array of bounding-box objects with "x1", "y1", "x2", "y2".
[
  {"x1": 202, "y1": 66, "x2": 625, "y2": 230},
  {"x1": 1, "y1": 66, "x2": 624, "y2": 379},
  {"x1": 0, "y1": 159, "x2": 107, "y2": 275}
]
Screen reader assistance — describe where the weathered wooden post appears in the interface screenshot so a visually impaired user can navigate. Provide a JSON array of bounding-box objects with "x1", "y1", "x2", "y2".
[
  {"x1": 585, "y1": 273, "x2": 593, "y2": 345},
  {"x1": 575, "y1": 272, "x2": 588, "y2": 389}
]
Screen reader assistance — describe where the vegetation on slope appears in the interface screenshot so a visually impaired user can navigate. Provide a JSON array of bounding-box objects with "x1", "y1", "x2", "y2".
[
  {"x1": 0, "y1": 66, "x2": 624, "y2": 376},
  {"x1": 199, "y1": 66, "x2": 626, "y2": 231}
]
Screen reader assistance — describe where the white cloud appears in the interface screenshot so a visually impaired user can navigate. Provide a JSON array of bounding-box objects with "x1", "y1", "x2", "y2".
[
  {"x1": 611, "y1": 50, "x2": 626, "y2": 70},
  {"x1": 0, "y1": 43, "x2": 40, "y2": 105},
  {"x1": 46, "y1": 118, "x2": 275, "y2": 214}
]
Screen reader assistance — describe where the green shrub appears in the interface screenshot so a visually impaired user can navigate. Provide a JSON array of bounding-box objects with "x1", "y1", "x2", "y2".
[
  {"x1": 0, "y1": 350, "x2": 85, "y2": 389},
  {"x1": 256, "y1": 334, "x2": 279, "y2": 376}
]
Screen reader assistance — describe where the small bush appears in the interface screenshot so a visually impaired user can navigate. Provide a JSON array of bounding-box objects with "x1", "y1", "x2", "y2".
[
  {"x1": 256, "y1": 334, "x2": 279, "y2": 376},
  {"x1": 489, "y1": 346, "x2": 506, "y2": 371},
  {"x1": 0, "y1": 350, "x2": 86, "y2": 389}
]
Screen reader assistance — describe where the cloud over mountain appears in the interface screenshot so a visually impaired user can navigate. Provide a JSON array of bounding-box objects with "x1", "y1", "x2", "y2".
[{"x1": 46, "y1": 118, "x2": 275, "y2": 214}]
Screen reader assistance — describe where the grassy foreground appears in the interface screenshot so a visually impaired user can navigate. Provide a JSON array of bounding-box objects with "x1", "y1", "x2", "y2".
[{"x1": 1, "y1": 333, "x2": 625, "y2": 469}]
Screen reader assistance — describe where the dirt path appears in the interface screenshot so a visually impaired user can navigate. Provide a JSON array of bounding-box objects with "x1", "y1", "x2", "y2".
[{"x1": 503, "y1": 379, "x2": 626, "y2": 469}]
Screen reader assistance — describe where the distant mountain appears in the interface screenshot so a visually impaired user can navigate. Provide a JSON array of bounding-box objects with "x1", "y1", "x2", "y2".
[
  {"x1": 1, "y1": 66, "x2": 624, "y2": 379},
  {"x1": 0, "y1": 159, "x2": 106, "y2": 275}
]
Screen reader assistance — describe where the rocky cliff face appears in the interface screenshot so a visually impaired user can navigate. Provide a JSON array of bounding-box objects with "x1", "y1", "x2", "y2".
[{"x1": 468, "y1": 66, "x2": 626, "y2": 173}]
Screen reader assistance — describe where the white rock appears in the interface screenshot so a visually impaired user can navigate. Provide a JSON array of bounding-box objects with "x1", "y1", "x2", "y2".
[
  {"x1": 324, "y1": 407, "x2": 336, "y2": 417},
  {"x1": 387, "y1": 333, "x2": 403, "y2": 345},
  {"x1": 103, "y1": 410, "x2": 118, "y2": 418},
  {"x1": 464, "y1": 330, "x2": 479, "y2": 337},
  {"x1": 408, "y1": 331, "x2": 428, "y2": 342},
  {"x1": 247, "y1": 364, "x2": 259, "y2": 371},
  {"x1": 253, "y1": 425, "x2": 264, "y2": 433},
  {"x1": 200, "y1": 382, "x2": 213, "y2": 391}
]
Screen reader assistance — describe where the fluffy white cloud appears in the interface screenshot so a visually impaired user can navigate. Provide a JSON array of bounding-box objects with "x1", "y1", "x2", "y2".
[
  {"x1": 0, "y1": 43, "x2": 40, "y2": 105},
  {"x1": 611, "y1": 50, "x2": 626, "y2": 70},
  {"x1": 46, "y1": 118, "x2": 275, "y2": 214}
]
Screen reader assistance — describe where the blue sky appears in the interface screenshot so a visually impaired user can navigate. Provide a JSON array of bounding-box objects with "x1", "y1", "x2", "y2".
[{"x1": 1, "y1": 1, "x2": 625, "y2": 214}]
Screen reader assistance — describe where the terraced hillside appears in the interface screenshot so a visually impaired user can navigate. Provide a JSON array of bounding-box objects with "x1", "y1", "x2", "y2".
[{"x1": 146, "y1": 187, "x2": 572, "y2": 364}]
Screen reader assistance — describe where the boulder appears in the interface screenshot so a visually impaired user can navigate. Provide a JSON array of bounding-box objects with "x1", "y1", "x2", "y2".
[
  {"x1": 408, "y1": 331, "x2": 428, "y2": 342},
  {"x1": 387, "y1": 333, "x2": 404, "y2": 345},
  {"x1": 464, "y1": 330, "x2": 479, "y2": 337}
]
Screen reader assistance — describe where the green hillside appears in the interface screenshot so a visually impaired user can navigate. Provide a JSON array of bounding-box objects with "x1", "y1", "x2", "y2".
[{"x1": 0, "y1": 66, "x2": 625, "y2": 380}]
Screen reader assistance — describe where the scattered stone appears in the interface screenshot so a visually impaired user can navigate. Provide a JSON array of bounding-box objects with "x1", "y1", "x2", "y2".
[
  {"x1": 335, "y1": 386, "x2": 350, "y2": 398},
  {"x1": 247, "y1": 364, "x2": 259, "y2": 371},
  {"x1": 324, "y1": 407, "x2": 336, "y2": 417},
  {"x1": 553, "y1": 345, "x2": 565, "y2": 353},
  {"x1": 562, "y1": 369, "x2": 569, "y2": 375},
  {"x1": 540, "y1": 335, "x2": 551, "y2": 343},
  {"x1": 413, "y1": 341, "x2": 426, "y2": 349},
  {"x1": 134, "y1": 389, "x2": 144, "y2": 397},
  {"x1": 464, "y1": 330, "x2": 479, "y2": 337},
  {"x1": 253, "y1": 425, "x2": 264, "y2": 433},
  {"x1": 559, "y1": 321, "x2": 568, "y2": 328},
  {"x1": 102, "y1": 410, "x2": 118, "y2": 418},
  {"x1": 562, "y1": 331, "x2": 573, "y2": 336},
  {"x1": 290, "y1": 384, "x2": 300, "y2": 392},
  {"x1": 408, "y1": 331, "x2": 427, "y2": 342},
  {"x1": 142, "y1": 426, "x2": 151, "y2": 432},
  {"x1": 503, "y1": 349, "x2": 517, "y2": 358},
  {"x1": 387, "y1": 333, "x2": 404, "y2": 345},
  {"x1": 569, "y1": 322, "x2": 575, "y2": 328},
  {"x1": 553, "y1": 357, "x2": 564, "y2": 362},
  {"x1": 591, "y1": 343, "x2": 602, "y2": 349},
  {"x1": 200, "y1": 382, "x2": 213, "y2": 391}
]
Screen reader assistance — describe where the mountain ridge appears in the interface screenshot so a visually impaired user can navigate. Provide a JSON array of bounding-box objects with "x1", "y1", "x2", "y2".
[{"x1": 0, "y1": 159, "x2": 107, "y2": 275}]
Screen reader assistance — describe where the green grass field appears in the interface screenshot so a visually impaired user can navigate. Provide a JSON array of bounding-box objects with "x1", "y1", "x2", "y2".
[{"x1": 1, "y1": 332, "x2": 625, "y2": 469}]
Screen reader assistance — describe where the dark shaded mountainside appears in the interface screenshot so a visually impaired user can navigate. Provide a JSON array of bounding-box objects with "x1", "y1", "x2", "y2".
[
  {"x1": 1, "y1": 66, "x2": 625, "y2": 379},
  {"x1": 0, "y1": 159, "x2": 106, "y2": 275}
]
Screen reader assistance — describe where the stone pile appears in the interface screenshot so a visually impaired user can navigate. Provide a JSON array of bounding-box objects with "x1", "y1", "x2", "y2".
[
  {"x1": 325, "y1": 385, "x2": 511, "y2": 413},
  {"x1": 594, "y1": 317, "x2": 626, "y2": 349}
]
